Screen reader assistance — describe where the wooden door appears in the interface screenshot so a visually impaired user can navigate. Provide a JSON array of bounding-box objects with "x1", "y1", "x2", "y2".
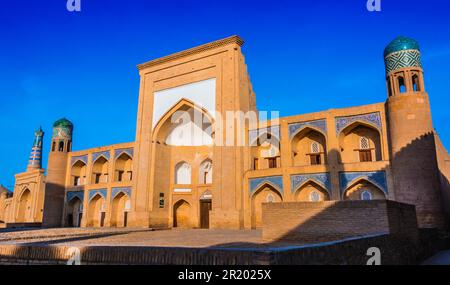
[{"x1": 200, "y1": 200, "x2": 212, "y2": 229}]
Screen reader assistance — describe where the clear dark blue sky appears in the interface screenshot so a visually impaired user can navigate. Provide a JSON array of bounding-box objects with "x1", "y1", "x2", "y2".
[{"x1": 1, "y1": 0, "x2": 450, "y2": 188}]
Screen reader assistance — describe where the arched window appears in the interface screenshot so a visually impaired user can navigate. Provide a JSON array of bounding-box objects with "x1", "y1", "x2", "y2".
[
  {"x1": 175, "y1": 162, "x2": 191, "y2": 184},
  {"x1": 310, "y1": 190, "x2": 321, "y2": 202},
  {"x1": 412, "y1": 74, "x2": 421, "y2": 92},
  {"x1": 360, "y1": 137, "x2": 370, "y2": 149},
  {"x1": 58, "y1": 141, "x2": 64, "y2": 152},
  {"x1": 199, "y1": 159, "x2": 212, "y2": 184},
  {"x1": 311, "y1": 142, "x2": 320, "y2": 153},
  {"x1": 398, "y1": 76, "x2": 406, "y2": 93},
  {"x1": 52, "y1": 141, "x2": 56, "y2": 152},
  {"x1": 266, "y1": 193, "x2": 275, "y2": 203},
  {"x1": 361, "y1": 190, "x2": 372, "y2": 201}
]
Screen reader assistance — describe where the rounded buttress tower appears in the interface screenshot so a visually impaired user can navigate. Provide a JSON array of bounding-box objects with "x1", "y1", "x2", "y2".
[
  {"x1": 42, "y1": 118, "x2": 73, "y2": 227},
  {"x1": 385, "y1": 36, "x2": 445, "y2": 228}
]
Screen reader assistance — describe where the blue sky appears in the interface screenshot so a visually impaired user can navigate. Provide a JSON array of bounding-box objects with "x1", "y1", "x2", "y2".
[{"x1": 1, "y1": 0, "x2": 450, "y2": 189}]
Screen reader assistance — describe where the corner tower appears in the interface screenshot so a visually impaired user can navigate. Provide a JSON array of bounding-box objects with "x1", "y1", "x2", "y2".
[
  {"x1": 42, "y1": 118, "x2": 73, "y2": 227},
  {"x1": 385, "y1": 36, "x2": 445, "y2": 228}
]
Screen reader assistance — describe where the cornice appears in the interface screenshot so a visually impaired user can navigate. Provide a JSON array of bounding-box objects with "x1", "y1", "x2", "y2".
[{"x1": 137, "y1": 35, "x2": 244, "y2": 70}]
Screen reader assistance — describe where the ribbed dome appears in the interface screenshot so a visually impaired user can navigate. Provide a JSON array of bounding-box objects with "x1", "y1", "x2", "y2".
[
  {"x1": 384, "y1": 36, "x2": 420, "y2": 57},
  {"x1": 53, "y1": 118, "x2": 73, "y2": 129}
]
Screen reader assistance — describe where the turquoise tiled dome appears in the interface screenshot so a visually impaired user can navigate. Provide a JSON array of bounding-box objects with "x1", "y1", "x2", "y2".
[
  {"x1": 384, "y1": 36, "x2": 420, "y2": 57},
  {"x1": 53, "y1": 118, "x2": 73, "y2": 129}
]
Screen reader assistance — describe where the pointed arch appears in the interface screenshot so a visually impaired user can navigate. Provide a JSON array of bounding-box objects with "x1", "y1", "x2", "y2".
[
  {"x1": 293, "y1": 180, "x2": 330, "y2": 202},
  {"x1": 291, "y1": 126, "x2": 327, "y2": 166},
  {"x1": 251, "y1": 182, "x2": 283, "y2": 229},
  {"x1": 66, "y1": 196, "x2": 83, "y2": 227},
  {"x1": 174, "y1": 161, "x2": 192, "y2": 184},
  {"x1": 199, "y1": 158, "x2": 213, "y2": 184},
  {"x1": 91, "y1": 156, "x2": 109, "y2": 184},
  {"x1": 110, "y1": 192, "x2": 130, "y2": 227},
  {"x1": 342, "y1": 178, "x2": 387, "y2": 200},
  {"x1": 338, "y1": 121, "x2": 382, "y2": 163},
  {"x1": 16, "y1": 188, "x2": 31, "y2": 222},
  {"x1": 114, "y1": 152, "x2": 133, "y2": 182},
  {"x1": 173, "y1": 199, "x2": 192, "y2": 228},
  {"x1": 87, "y1": 193, "x2": 105, "y2": 227},
  {"x1": 152, "y1": 98, "x2": 215, "y2": 146}
]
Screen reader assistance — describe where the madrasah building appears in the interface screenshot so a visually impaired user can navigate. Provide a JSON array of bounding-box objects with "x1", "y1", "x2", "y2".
[{"x1": 1, "y1": 36, "x2": 450, "y2": 231}]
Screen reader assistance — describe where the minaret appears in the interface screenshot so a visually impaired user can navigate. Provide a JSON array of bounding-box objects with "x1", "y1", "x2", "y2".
[
  {"x1": 385, "y1": 36, "x2": 445, "y2": 228},
  {"x1": 27, "y1": 127, "x2": 44, "y2": 171},
  {"x1": 42, "y1": 118, "x2": 73, "y2": 227}
]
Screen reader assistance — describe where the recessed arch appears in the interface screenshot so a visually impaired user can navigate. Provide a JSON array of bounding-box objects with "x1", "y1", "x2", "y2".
[
  {"x1": 173, "y1": 199, "x2": 192, "y2": 228},
  {"x1": 110, "y1": 192, "x2": 130, "y2": 227},
  {"x1": 114, "y1": 152, "x2": 133, "y2": 182},
  {"x1": 291, "y1": 126, "x2": 327, "y2": 166},
  {"x1": 338, "y1": 121, "x2": 382, "y2": 163},
  {"x1": 293, "y1": 180, "x2": 330, "y2": 202},
  {"x1": 71, "y1": 160, "x2": 87, "y2": 186},
  {"x1": 153, "y1": 98, "x2": 214, "y2": 146},
  {"x1": 251, "y1": 182, "x2": 283, "y2": 229},
  {"x1": 174, "y1": 161, "x2": 192, "y2": 184},
  {"x1": 91, "y1": 156, "x2": 109, "y2": 184},
  {"x1": 16, "y1": 188, "x2": 31, "y2": 222},
  {"x1": 199, "y1": 158, "x2": 213, "y2": 184},
  {"x1": 66, "y1": 196, "x2": 82, "y2": 227},
  {"x1": 87, "y1": 193, "x2": 105, "y2": 227},
  {"x1": 342, "y1": 178, "x2": 387, "y2": 200},
  {"x1": 252, "y1": 132, "x2": 280, "y2": 170}
]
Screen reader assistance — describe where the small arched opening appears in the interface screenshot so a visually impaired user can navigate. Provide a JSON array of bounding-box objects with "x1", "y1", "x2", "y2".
[{"x1": 251, "y1": 183, "x2": 282, "y2": 229}]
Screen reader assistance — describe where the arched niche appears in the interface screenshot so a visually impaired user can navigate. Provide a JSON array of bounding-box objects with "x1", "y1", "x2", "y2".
[
  {"x1": 173, "y1": 199, "x2": 192, "y2": 228},
  {"x1": 110, "y1": 192, "x2": 130, "y2": 227},
  {"x1": 174, "y1": 161, "x2": 192, "y2": 185},
  {"x1": 92, "y1": 156, "x2": 109, "y2": 184},
  {"x1": 294, "y1": 180, "x2": 330, "y2": 202},
  {"x1": 87, "y1": 194, "x2": 105, "y2": 227},
  {"x1": 115, "y1": 153, "x2": 133, "y2": 182},
  {"x1": 342, "y1": 179, "x2": 386, "y2": 200},
  {"x1": 291, "y1": 127, "x2": 327, "y2": 166},
  {"x1": 338, "y1": 122, "x2": 382, "y2": 163},
  {"x1": 16, "y1": 189, "x2": 31, "y2": 222},
  {"x1": 252, "y1": 132, "x2": 280, "y2": 170},
  {"x1": 199, "y1": 159, "x2": 213, "y2": 184},
  {"x1": 251, "y1": 183, "x2": 283, "y2": 229},
  {"x1": 71, "y1": 160, "x2": 87, "y2": 186},
  {"x1": 66, "y1": 196, "x2": 83, "y2": 227}
]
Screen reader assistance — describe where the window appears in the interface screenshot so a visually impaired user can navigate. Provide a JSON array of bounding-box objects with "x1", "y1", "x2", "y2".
[
  {"x1": 412, "y1": 74, "x2": 420, "y2": 92},
  {"x1": 361, "y1": 190, "x2": 372, "y2": 201},
  {"x1": 95, "y1": 173, "x2": 101, "y2": 184},
  {"x1": 398, "y1": 76, "x2": 406, "y2": 93},
  {"x1": 52, "y1": 141, "x2": 56, "y2": 152},
  {"x1": 175, "y1": 162, "x2": 191, "y2": 184},
  {"x1": 310, "y1": 155, "x2": 321, "y2": 165},
  {"x1": 58, "y1": 141, "x2": 64, "y2": 152},
  {"x1": 266, "y1": 193, "x2": 275, "y2": 203},
  {"x1": 311, "y1": 142, "x2": 320, "y2": 153},
  {"x1": 267, "y1": 157, "x2": 277, "y2": 168},
  {"x1": 67, "y1": 141, "x2": 72, "y2": 152},
  {"x1": 310, "y1": 191, "x2": 320, "y2": 202},
  {"x1": 117, "y1": 171, "x2": 124, "y2": 182},
  {"x1": 360, "y1": 137, "x2": 370, "y2": 149},
  {"x1": 359, "y1": 150, "x2": 372, "y2": 162},
  {"x1": 73, "y1": 176, "x2": 80, "y2": 186},
  {"x1": 359, "y1": 137, "x2": 372, "y2": 162},
  {"x1": 199, "y1": 160, "x2": 212, "y2": 184}
]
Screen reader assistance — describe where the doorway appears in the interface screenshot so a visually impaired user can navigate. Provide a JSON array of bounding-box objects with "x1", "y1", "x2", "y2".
[{"x1": 200, "y1": 199, "x2": 212, "y2": 229}]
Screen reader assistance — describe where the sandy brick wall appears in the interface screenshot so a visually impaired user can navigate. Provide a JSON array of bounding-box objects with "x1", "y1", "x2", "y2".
[{"x1": 262, "y1": 200, "x2": 418, "y2": 243}]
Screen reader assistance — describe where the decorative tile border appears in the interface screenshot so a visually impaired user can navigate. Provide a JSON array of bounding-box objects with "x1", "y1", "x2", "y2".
[
  {"x1": 71, "y1": 155, "x2": 88, "y2": 166},
  {"x1": 289, "y1": 120, "x2": 327, "y2": 138},
  {"x1": 335, "y1": 112, "x2": 382, "y2": 135},
  {"x1": 339, "y1": 171, "x2": 388, "y2": 195},
  {"x1": 115, "y1": 148, "x2": 134, "y2": 159},
  {"x1": 291, "y1": 173, "x2": 331, "y2": 194},
  {"x1": 111, "y1": 187, "x2": 132, "y2": 200},
  {"x1": 92, "y1": 151, "x2": 110, "y2": 162},
  {"x1": 249, "y1": 176, "x2": 283, "y2": 194},
  {"x1": 66, "y1": 190, "x2": 84, "y2": 203},
  {"x1": 249, "y1": 125, "x2": 280, "y2": 146},
  {"x1": 88, "y1": 189, "x2": 107, "y2": 202},
  {"x1": 385, "y1": 49, "x2": 422, "y2": 75}
]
